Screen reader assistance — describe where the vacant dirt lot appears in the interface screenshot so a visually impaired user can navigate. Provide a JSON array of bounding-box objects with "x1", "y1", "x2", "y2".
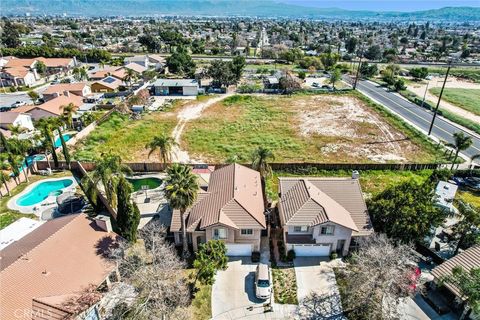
[{"x1": 181, "y1": 93, "x2": 439, "y2": 163}]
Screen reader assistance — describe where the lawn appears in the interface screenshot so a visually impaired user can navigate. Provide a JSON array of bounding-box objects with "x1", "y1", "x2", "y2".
[
  {"x1": 0, "y1": 171, "x2": 73, "y2": 229},
  {"x1": 429, "y1": 88, "x2": 480, "y2": 116},
  {"x1": 456, "y1": 190, "x2": 480, "y2": 208},
  {"x1": 182, "y1": 93, "x2": 446, "y2": 164},
  {"x1": 266, "y1": 169, "x2": 434, "y2": 201},
  {"x1": 73, "y1": 107, "x2": 181, "y2": 162},
  {"x1": 185, "y1": 269, "x2": 212, "y2": 320},
  {"x1": 272, "y1": 267, "x2": 298, "y2": 304}
]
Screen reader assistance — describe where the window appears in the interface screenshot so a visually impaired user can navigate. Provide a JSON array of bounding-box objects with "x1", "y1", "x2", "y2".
[
  {"x1": 213, "y1": 228, "x2": 227, "y2": 239},
  {"x1": 320, "y1": 226, "x2": 335, "y2": 235},
  {"x1": 241, "y1": 229, "x2": 253, "y2": 235},
  {"x1": 293, "y1": 226, "x2": 309, "y2": 232}
]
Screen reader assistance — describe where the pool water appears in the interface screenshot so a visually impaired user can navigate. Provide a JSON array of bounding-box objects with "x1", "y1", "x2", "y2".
[
  {"x1": 54, "y1": 134, "x2": 72, "y2": 148},
  {"x1": 127, "y1": 177, "x2": 163, "y2": 192},
  {"x1": 16, "y1": 179, "x2": 73, "y2": 206}
]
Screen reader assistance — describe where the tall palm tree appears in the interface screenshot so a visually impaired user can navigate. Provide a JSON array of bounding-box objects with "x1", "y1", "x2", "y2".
[
  {"x1": 446, "y1": 132, "x2": 473, "y2": 170},
  {"x1": 0, "y1": 171, "x2": 11, "y2": 196},
  {"x1": 82, "y1": 153, "x2": 132, "y2": 209},
  {"x1": 8, "y1": 125, "x2": 26, "y2": 136},
  {"x1": 0, "y1": 131, "x2": 20, "y2": 184},
  {"x1": 124, "y1": 68, "x2": 138, "y2": 88},
  {"x1": 72, "y1": 66, "x2": 88, "y2": 81},
  {"x1": 60, "y1": 103, "x2": 78, "y2": 129},
  {"x1": 57, "y1": 127, "x2": 71, "y2": 169},
  {"x1": 470, "y1": 154, "x2": 480, "y2": 170},
  {"x1": 14, "y1": 138, "x2": 33, "y2": 183},
  {"x1": 146, "y1": 133, "x2": 177, "y2": 168},
  {"x1": 164, "y1": 164, "x2": 199, "y2": 258},
  {"x1": 251, "y1": 146, "x2": 275, "y2": 205},
  {"x1": 37, "y1": 117, "x2": 60, "y2": 168}
]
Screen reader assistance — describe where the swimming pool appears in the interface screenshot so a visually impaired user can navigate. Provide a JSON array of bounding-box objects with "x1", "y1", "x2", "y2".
[
  {"x1": 16, "y1": 179, "x2": 73, "y2": 206},
  {"x1": 54, "y1": 134, "x2": 72, "y2": 148},
  {"x1": 13, "y1": 154, "x2": 47, "y2": 177},
  {"x1": 127, "y1": 177, "x2": 163, "y2": 192}
]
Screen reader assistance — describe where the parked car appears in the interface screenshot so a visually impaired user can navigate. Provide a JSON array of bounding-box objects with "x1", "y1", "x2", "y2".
[
  {"x1": 312, "y1": 82, "x2": 320, "y2": 87},
  {"x1": 254, "y1": 263, "x2": 272, "y2": 300},
  {"x1": 11, "y1": 101, "x2": 27, "y2": 108},
  {"x1": 0, "y1": 106, "x2": 12, "y2": 112}
]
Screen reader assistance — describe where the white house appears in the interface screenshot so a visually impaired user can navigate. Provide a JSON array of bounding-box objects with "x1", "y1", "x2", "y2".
[
  {"x1": 153, "y1": 79, "x2": 199, "y2": 96},
  {"x1": 435, "y1": 181, "x2": 458, "y2": 213},
  {"x1": 0, "y1": 112, "x2": 34, "y2": 131}
]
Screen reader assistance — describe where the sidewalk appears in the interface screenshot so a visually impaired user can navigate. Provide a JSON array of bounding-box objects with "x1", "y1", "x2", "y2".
[{"x1": 212, "y1": 303, "x2": 297, "y2": 320}]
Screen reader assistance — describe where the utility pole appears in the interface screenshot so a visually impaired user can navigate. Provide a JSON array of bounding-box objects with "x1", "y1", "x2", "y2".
[
  {"x1": 353, "y1": 45, "x2": 364, "y2": 90},
  {"x1": 428, "y1": 61, "x2": 451, "y2": 135}
]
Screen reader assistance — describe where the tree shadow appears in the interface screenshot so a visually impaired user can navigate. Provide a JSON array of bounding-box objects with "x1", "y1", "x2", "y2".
[{"x1": 296, "y1": 292, "x2": 346, "y2": 320}]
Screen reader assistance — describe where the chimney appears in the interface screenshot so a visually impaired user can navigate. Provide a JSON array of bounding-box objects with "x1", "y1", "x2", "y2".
[
  {"x1": 63, "y1": 90, "x2": 70, "y2": 97},
  {"x1": 94, "y1": 215, "x2": 112, "y2": 232},
  {"x1": 352, "y1": 170, "x2": 360, "y2": 180}
]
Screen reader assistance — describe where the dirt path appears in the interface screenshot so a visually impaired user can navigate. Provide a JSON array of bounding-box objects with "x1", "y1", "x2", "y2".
[
  {"x1": 407, "y1": 76, "x2": 480, "y2": 124},
  {"x1": 171, "y1": 93, "x2": 234, "y2": 163}
]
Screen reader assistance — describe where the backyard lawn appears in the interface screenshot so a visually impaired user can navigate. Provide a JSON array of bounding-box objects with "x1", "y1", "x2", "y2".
[
  {"x1": 429, "y1": 88, "x2": 480, "y2": 116},
  {"x1": 73, "y1": 106, "x2": 182, "y2": 162},
  {"x1": 182, "y1": 93, "x2": 445, "y2": 164}
]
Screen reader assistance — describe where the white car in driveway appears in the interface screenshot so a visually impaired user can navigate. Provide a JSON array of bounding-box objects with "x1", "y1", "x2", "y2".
[{"x1": 255, "y1": 263, "x2": 272, "y2": 300}]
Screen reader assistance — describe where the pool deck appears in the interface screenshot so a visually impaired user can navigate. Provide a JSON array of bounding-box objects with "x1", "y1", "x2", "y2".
[{"x1": 7, "y1": 176, "x2": 78, "y2": 215}]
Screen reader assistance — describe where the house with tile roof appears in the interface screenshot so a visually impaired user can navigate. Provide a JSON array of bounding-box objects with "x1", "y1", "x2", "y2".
[
  {"x1": 42, "y1": 82, "x2": 91, "y2": 101},
  {"x1": 0, "y1": 214, "x2": 120, "y2": 320},
  {"x1": 170, "y1": 163, "x2": 266, "y2": 256},
  {"x1": 12, "y1": 94, "x2": 84, "y2": 121},
  {"x1": 0, "y1": 111, "x2": 34, "y2": 131},
  {"x1": 278, "y1": 177, "x2": 373, "y2": 256},
  {"x1": 0, "y1": 57, "x2": 39, "y2": 87}
]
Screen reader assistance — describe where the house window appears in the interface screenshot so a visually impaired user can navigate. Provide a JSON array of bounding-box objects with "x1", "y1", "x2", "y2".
[
  {"x1": 213, "y1": 228, "x2": 227, "y2": 240},
  {"x1": 320, "y1": 226, "x2": 335, "y2": 235},
  {"x1": 241, "y1": 229, "x2": 253, "y2": 235},
  {"x1": 293, "y1": 226, "x2": 309, "y2": 232}
]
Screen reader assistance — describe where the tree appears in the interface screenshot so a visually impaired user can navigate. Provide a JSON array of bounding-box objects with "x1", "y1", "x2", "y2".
[
  {"x1": 319, "y1": 52, "x2": 339, "y2": 71},
  {"x1": 27, "y1": 91, "x2": 39, "y2": 104},
  {"x1": 0, "y1": 172, "x2": 11, "y2": 196},
  {"x1": 279, "y1": 70, "x2": 301, "y2": 94},
  {"x1": 251, "y1": 146, "x2": 274, "y2": 204},
  {"x1": 231, "y1": 55, "x2": 246, "y2": 82},
  {"x1": 410, "y1": 67, "x2": 429, "y2": 80},
  {"x1": 72, "y1": 66, "x2": 88, "y2": 81},
  {"x1": 82, "y1": 153, "x2": 132, "y2": 208},
  {"x1": 35, "y1": 61, "x2": 47, "y2": 76},
  {"x1": 368, "y1": 179, "x2": 444, "y2": 243},
  {"x1": 109, "y1": 221, "x2": 190, "y2": 319},
  {"x1": 329, "y1": 69, "x2": 341, "y2": 90},
  {"x1": 339, "y1": 234, "x2": 422, "y2": 320},
  {"x1": 116, "y1": 176, "x2": 140, "y2": 243},
  {"x1": 364, "y1": 45, "x2": 382, "y2": 60},
  {"x1": 36, "y1": 117, "x2": 59, "y2": 168},
  {"x1": 193, "y1": 240, "x2": 228, "y2": 285},
  {"x1": 441, "y1": 267, "x2": 480, "y2": 318},
  {"x1": 345, "y1": 37, "x2": 358, "y2": 54},
  {"x1": 1, "y1": 19, "x2": 21, "y2": 48},
  {"x1": 138, "y1": 34, "x2": 161, "y2": 52},
  {"x1": 447, "y1": 132, "x2": 473, "y2": 170},
  {"x1": 394, "y1": 78, "x2": 406, "y2": 91},
  {"x1": 124, "y1": 68, "x2": 138, "y2": 87},
  {"x1": 166, "y1": 46, "x2": 196, "y2": 77},
  {"x1": 1, "y1": 131, "x2": 21, "y2": 184},
  {"x1": 57, "y1": 127, "x2": 70, "y2": 169},
  {"x1": 146, "y1": 133, "x2": 177, "y2": 168},
  {"x1": 164, "y1": 164, "x2": 199, "y2": 258},
  {"x1": 359, "y1": 63, "x2": 378, "y2": 78},
  {"x1": 207, "y1": 60, "x2": 236, "y2": 88},
  {"x1": 60, "y1": 103, "x2": 78, "y2": 129},
  {"x1": 451, "y1": 200, "x2": 480, "y2": 254}
]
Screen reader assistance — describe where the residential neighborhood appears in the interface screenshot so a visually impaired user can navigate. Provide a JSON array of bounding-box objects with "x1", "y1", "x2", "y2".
[{"x1": 0, "y1": 1, "x2": 479, "y2": 320}]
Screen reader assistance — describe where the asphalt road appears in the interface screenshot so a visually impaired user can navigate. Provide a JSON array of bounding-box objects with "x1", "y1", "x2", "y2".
[{"x1": 354, "y1": 79, "x2": 480, "y2": 159}]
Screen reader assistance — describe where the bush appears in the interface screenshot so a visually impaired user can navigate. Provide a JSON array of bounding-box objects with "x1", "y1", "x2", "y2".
[
  {"x1": 9, "y1": 86, "x2": 17, "y2": 92},
  {"x1": 251, "y1": 251, "x2": 261, "y2": 263},
  {"x1": 287, "y1": 249, "x2": 296, "y2": 261},
  {"x1": 330, "y1": 252, "x2": 338, "y2": 260},
  {"x1": 237, "y1": 83, "x2": 261, "y2": 93}
]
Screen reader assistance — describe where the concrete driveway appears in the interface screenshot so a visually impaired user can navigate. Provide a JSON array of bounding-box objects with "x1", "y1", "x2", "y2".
[
  {"x1": 211, "y1": 257, "x2": 264, "y2": 318},
  {"x1": 294, "y1": 257, "x2": 345, "y2": 318}
]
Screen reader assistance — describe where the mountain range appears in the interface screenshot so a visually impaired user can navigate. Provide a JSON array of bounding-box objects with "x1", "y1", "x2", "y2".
[{"x1": 2, "y1": 0, "x2": 480, "y2": 22}]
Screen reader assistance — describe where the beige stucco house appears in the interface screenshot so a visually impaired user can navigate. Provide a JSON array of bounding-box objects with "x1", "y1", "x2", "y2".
[
  {"x1": 170, "y1": 164, "x2": 266, "y2": 256},
  {"x1": 278, "y1": 177, "x2": 373, "y2": 257}
]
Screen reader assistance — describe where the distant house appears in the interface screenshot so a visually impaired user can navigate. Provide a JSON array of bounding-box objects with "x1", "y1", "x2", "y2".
[
  {"x1": 0, "y1": 58, "x2": 39, "y2": 87},
  {"x1": 170, "y1": 164, "x2": 266, "y2": 256},
  {"x1": 0, "y1": 214, "x2": 120, "y2": 319},
  {"x1": 91, "y1": 76, "x2": 124, "y2": 93},
  {"x1": 278, "y1": 177, "x2": 373, "y2": 256},
  {"x1": 125, "y1": 54, "x2": 165, "y2": 70},
  {"x1": 263, "y1": 76, "x2": 281, "y2": 93},
  {"x1": 90, "y1": 67, "x2": 126, "y2": 81},
  {"x1": 434, "y1": 181, "x2": 458, "y2": 213},
  {"x1": 152, "y1": 78, "x2": 199, "y2": 96},
  {"x1": 36, "y1": 57, "x2": 77, "y2": 74},
  {"x1": 124, "y1": 62, "x2": 147, "y2": 74},
  {"x1": 12, "y1": 94, "x2": 84, "y2": 121},
  {"x1": 42, "y1": 82, "x2": 91, "y2": 101},
  {"x1": 0, "y1": 112, "x2": 34, "y2": 131}
]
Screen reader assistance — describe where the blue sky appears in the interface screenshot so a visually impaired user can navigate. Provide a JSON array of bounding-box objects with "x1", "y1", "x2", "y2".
[{"x1": 280, "y1": 0, "x2": 480, "y2": 12}]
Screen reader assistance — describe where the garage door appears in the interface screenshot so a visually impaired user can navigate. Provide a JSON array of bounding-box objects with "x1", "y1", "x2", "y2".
[
  {"x1": 294, "y1": 244, "x2": 330, "y2": 257},
  {"x1": 226, "y1": 244, "x2": 252, "y2": 256}
]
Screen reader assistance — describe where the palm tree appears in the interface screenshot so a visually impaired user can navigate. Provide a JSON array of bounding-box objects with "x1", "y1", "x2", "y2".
[
  {"x1": 164, "y1": 164, "x2": 199, "y2": 258},
  {"x1": 37, "y1": 117, "x2": 60, "y2": 168},
  {"x1": 446, "y1": 132, "x2": 473, "y2": 170},
  {"x1": 82, "y1": 153, "x2": 132, "y2": 209},
  {"x1": 251, "y1": 146, "x2": 275, "y2": 205},
  {"x1": 0, "y1": 171, "x2": 11, "y2": 196},
  {"x1": 0, "y1": 131, "x2": 20, "y2": 184},
  {"x1": 124, "y1": 68, "x2": 138, "y2": 88},
  {"x1": 8, "y1": 125, "x2": 26, "y2": 136},
  {"x1": 146, "y1": 133, "x2": 177, "y2": 168},
  {"x1": 14, "y1": 138, "x2": 33, "y2": 183},
  {"x1": 72, "y1": 66, "x2": 88, "y2": 81},
  {"x1": 57, "y1": 127, "x2": 71, "y2": 169},
  {"x1": 27, "y1": 90, "x2": 39, "y2": 104},
  {"x1": 470, "y1": 154, "x2": 480, "y2": 170},
  {"x1": 60, "y1": 103, "x2": 78, "y2": 129},
  {"x1": 99, "y1": 60, "x2": 106, "y2": 69}
]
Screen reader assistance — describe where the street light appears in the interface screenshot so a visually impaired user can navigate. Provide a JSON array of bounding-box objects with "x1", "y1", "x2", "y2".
[{"x1": 428, "y1": 60, "x2": 452, "y2": 135}]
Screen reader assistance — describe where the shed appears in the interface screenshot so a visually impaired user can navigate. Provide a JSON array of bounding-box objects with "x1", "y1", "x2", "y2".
[{"x1": 152, "y1": 79, "x2": 198, "y2": 96}]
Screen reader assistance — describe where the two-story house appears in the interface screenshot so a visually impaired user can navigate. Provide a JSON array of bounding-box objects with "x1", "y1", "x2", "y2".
[
  {"x1": 170, "y1": 163, "x2": 266, "y2": 256},
  {"x1": 278, "y1": 177, "x2": 373, "y2": 257}
]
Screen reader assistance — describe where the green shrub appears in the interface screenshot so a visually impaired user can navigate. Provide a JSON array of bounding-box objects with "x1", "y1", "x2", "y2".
[
  {"x1": 330, "y1": 252, "x2": 338, "y2": 260},
  {"x1": 287, "y1": 249, "x2": 296, "y2": 261},
  {"x1": 9, "y1": 86, "x2": 17, "y2": 92}
]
